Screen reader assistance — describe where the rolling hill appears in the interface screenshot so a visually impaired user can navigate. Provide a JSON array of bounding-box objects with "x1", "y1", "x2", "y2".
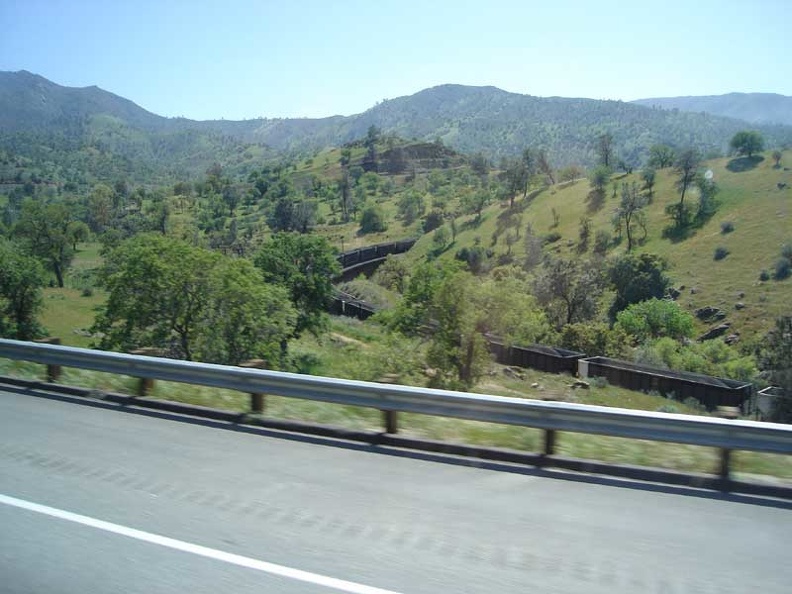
[
  {"x1": 633, "y1": 93, "x2": 792, "y2": 127},
  {"x1": 402, "y1": 150, "x2": 792, "y2": 343},
  {"x1": 3, "y1": 71, "x2": 792, "y2": 184}
]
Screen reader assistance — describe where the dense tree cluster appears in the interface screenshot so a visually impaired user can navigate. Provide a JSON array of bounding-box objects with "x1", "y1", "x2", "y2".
[{"x1": 93, "y1": 234, "x2": 297, "y2": 365}]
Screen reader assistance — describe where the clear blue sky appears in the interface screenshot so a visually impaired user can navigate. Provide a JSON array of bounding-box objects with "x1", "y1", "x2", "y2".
[{"x1": 2, "y1": 0, "x2": 790, "y2": 121}]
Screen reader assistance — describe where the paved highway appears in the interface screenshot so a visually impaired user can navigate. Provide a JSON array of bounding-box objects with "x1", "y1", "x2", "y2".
[{"x1": 1, "y1": 387, "x2": 790, "y2": 593}]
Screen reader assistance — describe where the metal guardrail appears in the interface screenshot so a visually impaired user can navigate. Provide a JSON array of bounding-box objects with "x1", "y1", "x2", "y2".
[{"x1": 2, "y1": 338, "x2": 792, "y2": 484}]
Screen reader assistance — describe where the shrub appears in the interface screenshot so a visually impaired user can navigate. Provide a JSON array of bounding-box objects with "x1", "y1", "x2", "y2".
[
  {"x1": 591, "y1": 376, "x2": 609, "y2": 389},
  {"x1": 782, "y1": 243, "x2": 792, "y2": 261},
  {"x1": 359, "y1": 205, "x2": 387, "y2": 234},
  {"x1": 656, "y1": 404, "x2": 679, "y2": 414},
  {"x1": 682, "y1": 397, "x2": 706, "y2": 412},
  {"x1": 713, "y1": 246, "x2": 729, "y2": 261},
  {"x1": 774, "y1": 257, "x2": 791, "y2": 280},
  {"x1": 422, "y1": 210, "x2": 444, "y2": 233},
  {"x1": 593, "y1": 230, "x2": 610, "y2": 255},
  {"x1": 615, "y1": 298, "x2": 695, "y2": 342},
  {"x1": 455, "y1": 246, "x2": 491, "y2": 274},
  {"x1": 543, "y1": 231, "x2": 562, "y2": 245},
  {"x1": 432, "y1": 226, "x2": 450, "y2": 253},
  {"x1": 759, "y1": 269, "x2": 771, "y2": 281},
  {"x1": 720, "y1": 221, "x2": 735, "y2": 234}
]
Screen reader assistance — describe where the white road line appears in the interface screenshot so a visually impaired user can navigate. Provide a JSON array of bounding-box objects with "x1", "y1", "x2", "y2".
[{"x1": 0, "y1": 493, "x2": 403, "y2": 594}]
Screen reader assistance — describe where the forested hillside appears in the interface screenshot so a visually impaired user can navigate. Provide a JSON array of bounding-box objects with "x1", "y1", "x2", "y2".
[
  {"x1": 633, "y1": 93, "x2": 792, "y2": 127},
  {"x1": 4, "y1": 71, "x2": 792, "y2": 187},
  {"x1": 0, "y1": 71, "x2": 277, "y2": 185}
]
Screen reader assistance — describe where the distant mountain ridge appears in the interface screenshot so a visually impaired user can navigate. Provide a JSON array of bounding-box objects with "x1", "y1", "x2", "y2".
[
  {"x1": 2, "y1": 71, "x2": 792, "y2": 181},
  {"x1": 632, "y1": 93, "x2": 792, "y2": 127},
  {"x1": 0, "y1": 70, "x2": 172, "y2": 132}
]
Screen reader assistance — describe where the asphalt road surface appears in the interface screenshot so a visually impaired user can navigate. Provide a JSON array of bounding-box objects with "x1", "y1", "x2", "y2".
[{"x1": 1, "y1": 387, "x2": 790, "y2": 593}]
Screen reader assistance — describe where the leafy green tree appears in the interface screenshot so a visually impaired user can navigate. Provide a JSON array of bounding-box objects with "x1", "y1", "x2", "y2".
[
  {"x1": 422, "y1": 210, "x2": 444, "y2": 233},
  {"x1": 558, "y1": 165, "x2": 585, "y2": 182},
  {"x1": 372, "y1": 254, "x2": 409, "y2": 293},
  {"x1": 196, "y1": 259, "x2": 297, "y2": 366},
  {"x1": 729, "y1": 130, "x2": 764, "y2": 158},
  {"x1": 397, "y1": 190, "x2": 425, "y2": 225},
  {"x1": 461, "y1": 188, "x2": 492, "y2": 222},
  {"x1": 94, "y1": 234, "x2": 296, "y2": 364},
  {"x1": 0, "y1": 239, "x2": 47, "y2": 339},
  {"x1": 648, "y1": 144, "x2": 676, "y2": 169},
  {"x1": 589, "y1": 165, "x2": 610, "y2": 194},
  {"x1": 67, "y1": 221, "x2": 90, "y2": 250},
  {"x1": 533, "y1": 256, "x2": 606, "y2": 330},
  {"x1": 427, "y1": 272, "x2": 490, "y2": 389},
  {"x1": 560, "y1": 322, "x2": 629, "y2": 358},
  {"x1": 360, "y1": 171, "x2": 380, "y2": 195},
  {"x1": 95, "y1": 235, "x2": 215, "y2": 359},
  {"x1": 577, "y1": 216, "x2": 592, "y2": 253},
  {"x1": 359, "y1": 204, "x2": 388, "y2": 234},
  {"x1": 614, "y1": 182, "x2": 648, "y2": 251},
  {"x1": 389, "y1": 260, "x2": 459, "y2": 335},
  {"x1": 756, "y1": 316, "x2": 792, "y2": 422},
  {"x1": 87, "y1": 183, "x2": 115, "y2": 233},
  {"x1": 14, "y1": 200, "x2": 79, "y2": 287},
  {"x1": 470, "y1": 153, "x2": 489, "y2": 177},
  {"x1": 254, "y1": 233, "x2": 340, "y2": 342},
  {"x1": 670, "y1": 148, "x2": 700, "y2": 229},
  {"x1": 339, "y1": 148, "x2": 352, "y2": 169},
  {"x1": 432, "y1": 226, "x2": 450, "y2": 253},
  {"x1": 608, "y1": 252, "x2": 671, "y2": 321},
  {"x1": 615, "y1": 298, "x2": 695, "y2": 343},
  {"x1": 637, "y1": 337, "x2": 756, "y2": 381},
  {"x1": 501, "y1": 150, "x2": 536, "y2": 208},
  {"x1": 694, "y1": 173, "x2": 719, "y2": 223},
  {"x1": 222, "y1": 184, "x2": 241, "y2": 216},
  {"x1": 595, "y1": 132, "x2": 614, "y2": 168},
  {"x1": 427, "y1": 272, "x2": 550, "y2": 389},
  {"x1": 145, "y1": 196, "x2": 170, "y2": 235},
  {"x1": 362, "y1": 125, "x2": 380, "y2": 172},
  {"x1": 537, "y1": 149, "x2": 555, "y2": 184},
  {"x1": 641, "y1": 167, "x2": 656, "y2": 197},
  {"x1": 268, "y1": 195, "x2": 317, "y2": 233}
]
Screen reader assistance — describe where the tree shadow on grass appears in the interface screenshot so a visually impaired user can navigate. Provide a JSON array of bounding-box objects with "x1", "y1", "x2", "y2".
[
  {"x1": 662, "y1": 223, "x2": 696, "y2": 243},
  {"x1": 726, "y1": 155, "x2": 764, "y2": 172},
  {"x1": 586, "y1": 189, "x2": 606, "y2": 214}
]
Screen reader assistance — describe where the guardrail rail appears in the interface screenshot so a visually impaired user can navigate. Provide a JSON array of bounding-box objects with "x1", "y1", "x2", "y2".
[{"x1": 2, "y1": 338, "x2": 791, "y2": 491}]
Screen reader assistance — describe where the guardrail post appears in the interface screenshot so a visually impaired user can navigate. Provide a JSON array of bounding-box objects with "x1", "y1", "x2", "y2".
[
  {"x1": 378, "y1": 374, "x2": 399, "y2": 434},
  {"x1": 544, "y1": 429, "x2": 556, "y2": 456},
  {"x1": 129, "y1": 348, "x2": 161, "y2": 396},
  {"x1": 719, "y1": 448, "x2": 732, "y2": 487},
  {"x1": 239, "y1": 359, "x2": 268, "y2": 414},
  {"x1": 714, "y1": 407, "x2": 739, "y2": 490},
  {"x1": 34, "y1": 337, "x2": 61, "y2": 382}
]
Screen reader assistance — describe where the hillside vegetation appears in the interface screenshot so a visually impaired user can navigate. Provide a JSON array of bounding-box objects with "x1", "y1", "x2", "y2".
[
  {"x1": 4, "y1": 71, "x2": 792, "y2": 187},
  {"x1": 409, "y1": 152, "x2": 791, "y2": 342}
]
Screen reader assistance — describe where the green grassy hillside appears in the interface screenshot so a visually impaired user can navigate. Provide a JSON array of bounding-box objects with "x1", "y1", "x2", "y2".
[{"x1": 405, "y1": 152, "x2": 790, "y2": 343}]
